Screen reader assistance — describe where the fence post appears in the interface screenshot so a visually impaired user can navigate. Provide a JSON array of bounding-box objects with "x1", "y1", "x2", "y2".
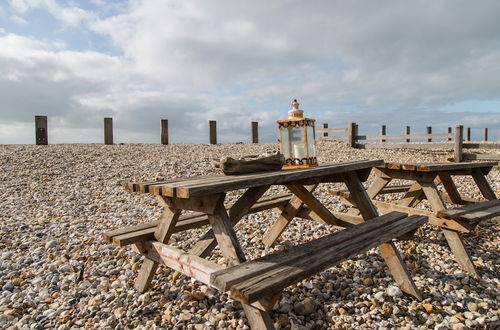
[
  {"x1": 209, "y1": 120, "x2": 217, "y2": 144},
  {"x1": 380, "y1": 125, "x2": 386, "y2": 142},
  {"x1": 251, "y1": 121, "x2": 258, "y2": 143},
  {"x1": 454, "y1": 125, "x2": 463, "y2": 162},
  {"x1": 161, "y1": 119, "x2": 169, "y2": 145},
  {"x1": 405, "y1": 126, "x2": 410, "y2": 143},
  {"x1": 35, "y1": 115, "x2": 48, "y2": 145},
  {"x1": 447, "y1": 127, "x2": 452, "y2": 141},
  {"x1": 323, "y1": 123, "x2": 328, "y2": 137},
  {"x1": 427, "y1": 126, "x2": 432, "y2": 142},
  {"x1": 348, "y1": 122, "x2": 357, "y2": 148},
  {"x1": 466, "y1": 127, "x2": 471, "y2": 142},
  {"x1": 483, "y1": 128, "x2": 488, "y2": 141},
  {"x1": 104, "y1": 117, "x2": 113, "y2": 145}
]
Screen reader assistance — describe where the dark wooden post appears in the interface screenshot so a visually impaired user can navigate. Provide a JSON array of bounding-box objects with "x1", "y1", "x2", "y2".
[
  {"x1": 35, "y1": 115, "x2": 48, "y2": 145},
  {"x1": 347, "y1": 122, "x2": 357, "y2": 148},
  {"x1": 104, "y1": 117, "x2": 113, "y2": 145},
  {"x1": 454, "y1": 125, "x2": 463, "y2": 162},
  {"x1": 405, "y1": 126, "x2": 410, "y2": 143},
  {"x1": 483, "y1": 128, "x2": 488, "y2": 141},
  {"x1": 209, "y1": 120, "x2": 217, "y2": 144},
  {"x1": 251, "y1": 121, "x2": 258, "y2": 143},
  {"x1": 447, "y1": 127, "x2": 452, "y2": 141},
  {"x1": 426, "y1": 126, "x2": 432, "y2": 142},
  {"x1": 323, "y1": 123, "x2": 328, "y2": 137},
  {"x1": 380, "y1": 125, "x2": 386, "y2": 142},
  {"x1": 161, "y1": 119, "x2": 169, "y2": 145},
  {"x1": 466, "y1": 127, "x2": 471, "y2": 142}
]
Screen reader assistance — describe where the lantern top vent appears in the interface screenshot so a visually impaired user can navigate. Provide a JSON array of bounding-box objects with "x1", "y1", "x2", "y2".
[{"x1": 288, "y1": 99, "x2": 304, "y2": 119}]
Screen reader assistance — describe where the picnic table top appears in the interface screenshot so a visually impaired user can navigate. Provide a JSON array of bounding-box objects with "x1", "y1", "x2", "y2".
[
  {"x1": 377, "y1": 161, "x2": 498, "y2": 173},
  {"x1": 125, "y1": 159, "x2": 383, "y2": 198}
]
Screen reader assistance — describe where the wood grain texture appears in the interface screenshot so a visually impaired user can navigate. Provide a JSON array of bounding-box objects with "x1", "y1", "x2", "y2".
[
  {"x1": 442, "y1": 229, "x2": 478, "y2": 275},
  {"x1": 215, "y1": 214, "x2": 426, "y2": 303},
  {"x1": 471, "y1": 168, "x2": 497, "y2": 200},
  {"x1": 437, "y1": 173, "x2": 463, "y2": 204}
]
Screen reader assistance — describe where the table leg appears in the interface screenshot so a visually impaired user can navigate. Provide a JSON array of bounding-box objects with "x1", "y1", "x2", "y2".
[
  {"x1": 208, "y1": 194, "x2": 276, "y2": 329},
  {"x1": 343, "y1": 171, "x2": 422, "y2": 300},
  {"x1": 262, "y1": 184, "x2": 317, "y2": 247},
  {"x1": 471, "y1": 168, "x2": 497, "y2": 200},
  {"x1": 398, "y1": 182, "x2": 425, "y2": 207},
  {"x1": 135, "y1": 200, "x2": 182, "y2": 292},
  {"x1": 438, "y1": 173, "x2": 463, "y2": 204},
  {"x1": 367, "y1": 176, "x2": 392, "y2": 199},
  {"x1": 420, "y1": 181, "x2": 478, "y2": 275}
]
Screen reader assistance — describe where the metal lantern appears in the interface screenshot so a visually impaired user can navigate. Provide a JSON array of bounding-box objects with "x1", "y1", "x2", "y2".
[{"x1": 277, "y1": 99, "x2": 317, "y2": 169}]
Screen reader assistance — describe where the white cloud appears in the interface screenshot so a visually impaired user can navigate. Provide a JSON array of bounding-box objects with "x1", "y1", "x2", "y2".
[
  {"x1": 1, "y1": 0, "x2": 500, "y2": 143},
  {"x1": 9, "y1": 15, "x2": 28, "y2": 24}
]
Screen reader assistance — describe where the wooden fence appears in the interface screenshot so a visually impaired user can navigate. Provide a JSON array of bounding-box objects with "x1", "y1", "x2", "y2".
[
  {"x1": 317, "y1": 123, "x2": 500, "y2": 162},
  {"x1": 33, "y1": 116, "x2": 499, "y2": 162}
]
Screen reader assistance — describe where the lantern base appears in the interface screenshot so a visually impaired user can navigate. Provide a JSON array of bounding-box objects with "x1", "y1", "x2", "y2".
[{"x1": 282, "y1": 164, "x2": 317, "y2": 170}]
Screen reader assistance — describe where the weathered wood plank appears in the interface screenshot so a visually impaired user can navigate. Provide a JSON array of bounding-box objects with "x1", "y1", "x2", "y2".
[
  {"x1": 462, "y1": 153, "x2": 500, "y2": 161},
  {"x1": 141, "y1": 241, "x2": 223, "y2": 286},
  {"x1": 437, "y1": 173, "x2": 463, "y2": 204},
  {"x1": 225, "y1": 215, "x2": 427, "y2": 304},
  {"x1": 373, "y1": 200, "x2": 473, "y2": 232},
  {"x1": 437, "y1": 199, "x2": 500, "y2": 219},
  {"x1": 442, "y1": 229, "x2": 478, "y2": 275},
  {"x1": 176, "y1": 160, "x2": 383, "y2": 198},
  {"x1": 379, "y1": 161, "x2": 497, "y2": 173},
  {"x1": 262, "y1": 185, "x2": 317, "y2": 247},
  {"x1": 358, "y1": 142, "x2": 454, "y2": 150},
  {"x1": 211, "y1": 211, "x2": 410, "y2": 291}
]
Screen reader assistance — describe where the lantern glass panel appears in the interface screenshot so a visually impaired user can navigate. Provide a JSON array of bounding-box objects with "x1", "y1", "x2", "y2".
[
  {"x1": 306, "y1": 125, "x2": 316, "y2": 158},
  {"x1": 279, "y1": 126, "x2": 291, "y2": 160},
  {"x1": 290, "y1": 126, "x2": 305, "y2": 160}
]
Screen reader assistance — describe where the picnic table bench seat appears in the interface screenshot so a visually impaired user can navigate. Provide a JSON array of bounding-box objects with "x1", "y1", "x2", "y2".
[
  {"x1": 209, "y1": 211, "x2": 427, "y2": 304},
  {"x1": 437, "y1": 199, "x2": 500, "y2": 226},
  {"x1": 104, "y1": 193, "x2": 294, "y2": 247}
]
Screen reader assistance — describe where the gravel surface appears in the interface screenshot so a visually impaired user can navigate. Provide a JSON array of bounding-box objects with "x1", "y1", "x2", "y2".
[{"x1": 0, "y1": 141, "x2": 498, "y2": 329}]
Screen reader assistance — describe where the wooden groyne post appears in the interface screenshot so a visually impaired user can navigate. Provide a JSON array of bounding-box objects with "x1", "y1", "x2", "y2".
[
  {"x1": 454, "y1": 125, "x2": 463, "y2": 162},
  {"x1": 35, "y1": 115, "x2": 48, "y2": 145},
  {"x1": 161, "y1": 119, "x2": 169, "y2": 145},
  {"x1": 251, "y1": 121, "x2": 258, "y2": 143},
  {"x1": 104, "y1": 117, "x2": 113, "y2": 145},
  {"x1": 209, "y1": 120, "x2": 217, "y2": 144}
]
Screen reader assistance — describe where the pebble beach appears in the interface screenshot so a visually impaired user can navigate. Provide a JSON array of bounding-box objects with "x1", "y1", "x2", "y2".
[{"x1": 0, "y1": 141, "x2": 498, "y2": 330}]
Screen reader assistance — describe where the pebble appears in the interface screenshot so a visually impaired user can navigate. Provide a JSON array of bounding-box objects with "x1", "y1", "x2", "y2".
[{"x1": 0, "y1": 142, "x2": 498, "y2": 329}]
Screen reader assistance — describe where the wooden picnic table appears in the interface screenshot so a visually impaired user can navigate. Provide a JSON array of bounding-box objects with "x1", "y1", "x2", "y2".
[
  {"x1": 104, "y1": 159, "x2": 428, "y2": 329},
  {"x1": 368, "y1": 161, "x2": 498, "y2": 275}
]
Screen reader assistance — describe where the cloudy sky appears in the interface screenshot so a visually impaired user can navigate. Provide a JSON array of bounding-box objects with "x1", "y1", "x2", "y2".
[{"x1": 1, "y1": 0, "x2": 500, "y2": 144}]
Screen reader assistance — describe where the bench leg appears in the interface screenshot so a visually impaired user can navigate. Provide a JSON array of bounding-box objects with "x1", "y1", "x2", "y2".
[
  {"x1": 208, "y1": 195, "x2": 276, "y2": 329},
  {"x1": 135, "y1": 201, "x2": 182, "y2": 292},
  {"x1": 398, "y1": 182, "x2": 425, "y2": 208},
  {"x1": 262, "y1": 184, "x2": 317, "y2": 247},
  {"x1": 442, "y1": 229, "x2": 478, "y2": 275},
  {"x1": 367, "y1": 176, "x2": 392, "y2": 199},
  {"x1": 420, "y1": 181, "x2": 479, "y2": 275},
  {"x1": 343, "y1": 171, "x2": 422, "y2": 300}
]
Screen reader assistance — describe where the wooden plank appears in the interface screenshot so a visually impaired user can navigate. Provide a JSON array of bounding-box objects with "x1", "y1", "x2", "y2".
[
  {"x1": 211, "y1": 211, "x2": 410, "y2": 291},
  {"x1": 463, "y1": 142, "x2": 500, "y2": 149},
  {"x1": 437, "y1": 199, "x2": 500, "y2": 219},
  {"x1": 104, "y1": 117, "x2": 113, "y2": 145},
  {"x1": 442, "y1": 229, "x2": 478, "y2": 275},
  {"x1": 380, "y1": 161, "x2": 497, "y2": 172},
  {"x1": 451, "y1": 205, "x2": 500, "y2": 224},
  {"x1": 420, "y1": 181, "x2": 447, "y2": 212},
  {"x1": 207, "y1": 195, "x2": 247, "y2": 265},
  {"x1": 35, "y1": 115, "x2": 48, "y2": 145},
  {"x1": 358, "y1": 142, "x2": 454, "y2": 150},
  {"x1": 161, "y1": 195, "x2": 222, "y2": 213},
  {"x1": 316, "y1": 127, "x2": 348, "y2": 133},
  {"x1": 225, "y1": 215, "x2": 427, "y2": 304},
  {"x1": 175, "y1": 160, "x2": 382, "y2": 198},
  {"x1": 358, "y1": 133, "x2": 453, "y2": 141},
  {"x1": 209, "y1": 120, "x2": 217, "y2": 144},
  {"x1": 342, "y1": 171, "x2": 422, "y2": 300},
  {"x1": 134, "y1": 202, "x2": 181, "y2": 292},
  {"x1": 161, "y1": 119, "x2": 168, "y2": 145},
  {"x1": 462, "y1": 153, "x2": 500, "y2": 161},
  {"x1": 438, "y1": 173, "x2": 463, "y2": 204},
  {"x1": 398, "y1": 182, "x2": 425, "y2": 208},
  {"x1": 286, "y1": 185, "x2": 354, "y2": 228},
  {"x1": 141, "y1": 241, "x2": 223, "y2": 286},
  {"x1": 366, "y1": 176, "x2": 392, "y2": 198},
  {"x1": 262, "y1": 185, "x2": 317, "y2": 247},
  {"x1": 251, "y1": 121, "x2": 258, "y2": 143},
  {"x1": 373, "y1": 200, "x2": 472, "y2": 232},
  {"x1": 471, "y1": 168, "x2": 497, "y2": 200}
]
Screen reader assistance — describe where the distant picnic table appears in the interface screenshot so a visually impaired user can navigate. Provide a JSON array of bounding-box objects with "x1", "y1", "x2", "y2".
[
  {"x1": 365, "y1": 161, "x2": 498, "y2": 275},
  {"x1": 103, "y1": 160, "x2": 428, "y2": 329}
]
